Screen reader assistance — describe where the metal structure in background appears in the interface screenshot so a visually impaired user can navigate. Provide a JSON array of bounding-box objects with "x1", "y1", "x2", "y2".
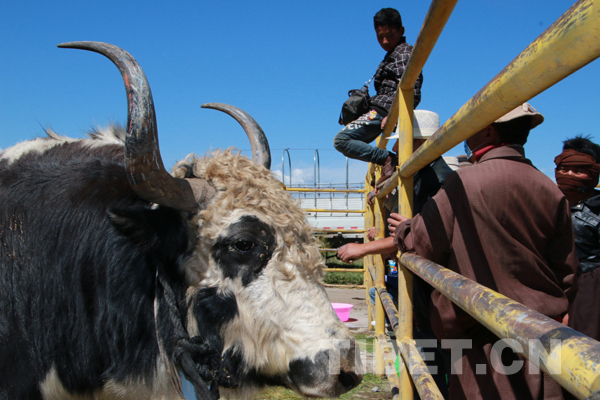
[
  {"x1": 364, "y1": 1, "x2": 600, "y2": 399},
  {"x1": 281, "y1": 149, "x2": 369, "y2": 287},
  {"x1": 280, "y1": 148, "x2": 292, "y2": 187}
]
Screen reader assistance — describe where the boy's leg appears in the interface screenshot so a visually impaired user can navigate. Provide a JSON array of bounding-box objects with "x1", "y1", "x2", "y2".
[{"x1": 333, "y1": 110, "x2": 390, "y2": 164}]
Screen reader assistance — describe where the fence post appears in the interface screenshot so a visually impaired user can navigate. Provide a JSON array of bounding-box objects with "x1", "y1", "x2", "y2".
[
  {"x1": 395, "y1": 87, "x2": 416, "y2": 399},
  {"x1": 373, "y1": 187, "x2": 387, "y2": 375}
]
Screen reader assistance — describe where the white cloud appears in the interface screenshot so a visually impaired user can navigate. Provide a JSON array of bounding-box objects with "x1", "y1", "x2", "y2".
[{"x1": 273, "y1": 162, "x2": 367, "y2": 188}]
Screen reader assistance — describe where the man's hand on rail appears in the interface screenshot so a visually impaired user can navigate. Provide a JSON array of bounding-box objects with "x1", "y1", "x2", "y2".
[
  {"x1": 388, "y1": 213, "x2": 408, "y2": 236},
  {"x1": 367, "y1": 187, "x2": 379, "y2": 206},
  {"x1": 337, "y1": 244, "x2": 366, "y2": 264},
  {"x1": 367, "y1": 191, "x2": 375, "y2": 206},
  {"x1": 367, "y1": 227, "x2": 376, "y2": 241}
]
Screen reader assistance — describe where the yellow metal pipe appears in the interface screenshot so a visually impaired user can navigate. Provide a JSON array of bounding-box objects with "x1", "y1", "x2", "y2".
[
  {"x1": 324, "y1": 283, "x2": 365, "y2": 289},
  {"x1": 394, "y1": 84, "x2": 415, "y2": 400},
  {"x1": 400, "y1": 252, "x2": 600, "y2": 399},
  {"x1": 400, "y1": 0, "x2": 458, "y2": 91},
  {"x1": 376, "y1": 332, "x2": 402, "y2": 396},
  {"x1": 304, "y1": 209, "x2": 365, "y2": 213},
  {"x1": 313, "y1": 229, "x2": 366, "y2": 234},
  {"x1": 323, "y1": 268, "x2": 365, "y2": 273},
  {"x1": 373, "y1": 194, "x2": 387, "y2": 375},
  {"x1": 364, "y1": 176, "x2": 375, "y2": 328},
  {"x1": 401, "y1": 0, "x2": 600, "y2": 178},
  {"x1": 375, "y1": 283, "x2": 400, "y2": 331},
  {"x1": 367, "y1": 264, "x2": 377, "y2": 329},
  {"x1": 395, "y1": 89, "x2": 414, "y2": 220},
  {"x1": 374, "y1": 171, "x2": 399, "y2": 200},
  {"x1": 398, "y1": 338, "x2": 445, "y2": 400},
  {"x1": 372, "y1": 275, "x2": 444, "y2": 399},
  {"x1": 285, "y1": 188, "x2": 366, "y2": 194}
]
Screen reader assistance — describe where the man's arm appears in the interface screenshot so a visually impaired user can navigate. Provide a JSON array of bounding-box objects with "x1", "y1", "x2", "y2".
[
  {"x1": 337, "y1": 213, "x2": 410, "y2": 263},
  {"x1": 337, "y1": 237, "x2": 396, "y2": 263}
]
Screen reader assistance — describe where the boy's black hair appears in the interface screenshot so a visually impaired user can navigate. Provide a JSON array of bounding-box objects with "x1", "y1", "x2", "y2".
[
  {"x1": 563, "y1": 135, "x2": 600, "y2": 163},
  {"x1": 374, "y1": 8, "x2": 403, "y2": 31}
]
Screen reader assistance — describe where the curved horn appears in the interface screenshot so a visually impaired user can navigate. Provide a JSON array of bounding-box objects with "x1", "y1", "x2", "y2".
[
  {"x1": 57, "y1": 41, "x2": 199, "y2": 212},
  {"x1": 201, "y1": 103, "x2": 271, "y2": 169}
]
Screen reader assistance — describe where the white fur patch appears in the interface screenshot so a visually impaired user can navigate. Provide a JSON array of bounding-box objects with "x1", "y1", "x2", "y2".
[
  {"x1": 39, "y1": 362, "x2": 185, "y2": 400},
  {"x1": 0, "y1": 126, "x2": 124, "y2": 165},
  {"x1": 0, "y1": 136, "x2": 74, "y2": 165}
]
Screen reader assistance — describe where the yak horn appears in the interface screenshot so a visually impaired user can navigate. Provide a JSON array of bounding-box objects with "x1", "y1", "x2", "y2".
[
  {"x1": 57, "y1": 41, "x2": 201, "y2": 212},
  {"x1": 201, "y1": 103, "x2": 271, "y2": 169}
]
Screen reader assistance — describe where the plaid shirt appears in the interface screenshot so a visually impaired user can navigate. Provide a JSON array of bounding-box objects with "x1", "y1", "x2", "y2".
[{"x1": 370, "y1": 37, "x2": 422, "y2": 115}]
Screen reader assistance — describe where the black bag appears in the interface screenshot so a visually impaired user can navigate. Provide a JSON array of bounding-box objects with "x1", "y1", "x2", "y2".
[{"x1": 338, "y1": 76, "x2": 374, "y2": 126}]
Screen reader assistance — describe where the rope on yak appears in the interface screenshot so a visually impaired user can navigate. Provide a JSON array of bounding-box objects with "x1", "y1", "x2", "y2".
[{"x1": 154, "y1": 271, "x2": 217, "y2": 400}]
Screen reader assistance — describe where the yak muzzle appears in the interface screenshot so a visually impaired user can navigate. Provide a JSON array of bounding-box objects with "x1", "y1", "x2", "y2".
[{"x1": 287, "y1": 340, "x2": 363, "y2": 398}]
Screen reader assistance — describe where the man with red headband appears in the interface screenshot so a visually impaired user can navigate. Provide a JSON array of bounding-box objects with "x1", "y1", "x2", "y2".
[
  {"x1": 391, "y1": 103, "x2": 578, "y2": 400},
  {"x1": 555, "y1": 136, "x2": 600, "y2": 341}
]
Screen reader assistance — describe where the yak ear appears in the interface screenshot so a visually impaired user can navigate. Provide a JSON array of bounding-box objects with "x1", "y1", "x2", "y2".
[
  {"x1": 108, "y1": 206, "x2": 190, "y2": 255},
  {"x1": 108, "y1": 207, "x2": 154, "y2": 249}
]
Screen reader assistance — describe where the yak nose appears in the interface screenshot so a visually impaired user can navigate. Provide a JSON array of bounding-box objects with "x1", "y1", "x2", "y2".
[
  {"x1": 338, "y1": 342, "x2": 363, "y2": 392},
  {"x1": 288, "y1": 346, "x2": 363, "y2": 397},
  {"x1": 338, "y1": 369, "x2": 361, "y2": 391}
]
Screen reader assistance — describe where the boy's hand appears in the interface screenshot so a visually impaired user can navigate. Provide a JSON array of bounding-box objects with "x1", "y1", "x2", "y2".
[{"x1": 388, "y1": 213, "x2": 408, "y2": 235}]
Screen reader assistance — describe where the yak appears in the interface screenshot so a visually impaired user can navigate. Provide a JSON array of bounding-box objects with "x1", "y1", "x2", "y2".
[{"x1": 0, "y1": 42, "x2": 363, "y2": 400}]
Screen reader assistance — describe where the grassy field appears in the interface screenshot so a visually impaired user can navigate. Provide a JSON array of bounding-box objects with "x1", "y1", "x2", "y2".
[
  {"x1": 252, "y1": 373, "x2": 392, "y2": 400},
  {"x1": 323, "y1": 256, "x2": 364, "y2": 286}
]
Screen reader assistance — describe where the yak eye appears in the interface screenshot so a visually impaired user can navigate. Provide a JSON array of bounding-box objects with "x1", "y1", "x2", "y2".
[{"x1": 233, "y1": 240, "x2": 255, "y2": 252}]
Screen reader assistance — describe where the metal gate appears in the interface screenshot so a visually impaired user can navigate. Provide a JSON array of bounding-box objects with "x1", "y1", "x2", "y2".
[{"x1": 364, "y1": 1, "x2": 600, "y2": 398}]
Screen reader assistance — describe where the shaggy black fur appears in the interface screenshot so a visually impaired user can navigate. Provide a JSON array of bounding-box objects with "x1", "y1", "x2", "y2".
[{"x1": 0, "y1": 140, "x2": 198, "y2": 398}]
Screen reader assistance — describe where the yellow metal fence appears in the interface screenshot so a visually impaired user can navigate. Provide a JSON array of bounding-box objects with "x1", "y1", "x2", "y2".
[
  {"x1": 287, "y1": 186, "x2": 368, "y2": 288},
  {"x1": 365, "y1": 1, "x2": 600, "y2": 399}
]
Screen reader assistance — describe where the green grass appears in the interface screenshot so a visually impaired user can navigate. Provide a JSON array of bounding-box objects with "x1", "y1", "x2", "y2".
[
  {"x1": 251, "y1": 332, "x2": 393, "y2": 399},
  {"x1": 353, "y1": 332, "x2": 376, "y2": 354},
  {"x1": 252, "y1": 374, "x2": 391, "y2": 399},
  {"x1": 323, "y1": 257, "x2": 365, "y2": 285},
  {"x1": 323, "y1": 271, "x2": 364, "y2": 285}
]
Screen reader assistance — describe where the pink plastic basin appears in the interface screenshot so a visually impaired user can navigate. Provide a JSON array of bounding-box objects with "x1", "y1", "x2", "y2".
[{"x1": 332, "y1": 303, "x2": 354, "y2": 322}]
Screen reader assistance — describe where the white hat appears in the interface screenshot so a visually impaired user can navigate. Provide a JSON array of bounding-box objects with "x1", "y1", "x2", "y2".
[
  {"x1": 494, "y1": 102, "x2": 544, "y2": 129},
  {"x1": 443, "y1": 156, "x2": 459, "y2": 171},
  {"x1": 388, "y1": 110, "x2": 440, "y2": 139}
]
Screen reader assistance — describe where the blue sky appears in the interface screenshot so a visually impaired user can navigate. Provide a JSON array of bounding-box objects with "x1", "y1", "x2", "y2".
[{"x1": 1, "y1": 1, "x2": 599, "y2": 186}]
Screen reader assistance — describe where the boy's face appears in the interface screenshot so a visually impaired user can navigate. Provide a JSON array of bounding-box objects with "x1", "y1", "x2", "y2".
[{"x1": 375, "y1": 25, "x2": 404, "y2": 52}]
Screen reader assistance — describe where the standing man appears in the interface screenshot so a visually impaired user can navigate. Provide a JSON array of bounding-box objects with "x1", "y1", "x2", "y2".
[
  {"x1": 554, "y1": 136, "x2": 600, "y2": 341},
  {"x1": 333, "y1": 8, "x2": 423, "y2": 186},
  {"x1": 392, "y1": 103, "x2": 578, "y2": 400},
  {"x1": 337, "y1": 109, "x2": 453, "y2": 397}
]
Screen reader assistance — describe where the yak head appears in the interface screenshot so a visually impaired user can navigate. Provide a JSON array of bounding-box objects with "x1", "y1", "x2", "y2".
[
  {"x1": 175, "y1": 149, "x2": 363, "y2": 398},
  {"x1": 57, "y1": 42, "x2": 363, "y2": 399}
]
